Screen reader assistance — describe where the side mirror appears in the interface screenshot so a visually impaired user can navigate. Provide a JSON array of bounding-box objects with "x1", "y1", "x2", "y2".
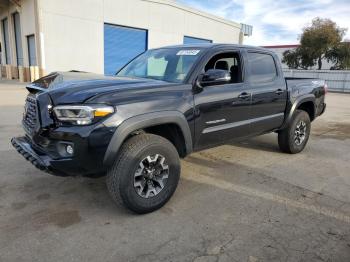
[{"x1": 198, "y1": 69, "x2": 231, "y2": 87}]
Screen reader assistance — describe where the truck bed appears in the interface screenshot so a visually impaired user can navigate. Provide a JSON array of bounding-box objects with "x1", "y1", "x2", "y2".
[{"x1": 285, "y1": 77, "x2": 325, "y2": 91}]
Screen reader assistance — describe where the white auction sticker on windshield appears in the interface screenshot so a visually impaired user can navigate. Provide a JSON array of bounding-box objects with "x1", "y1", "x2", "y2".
[{"x1": 176, "y1": 50, "x2": 200, "y2": 56}]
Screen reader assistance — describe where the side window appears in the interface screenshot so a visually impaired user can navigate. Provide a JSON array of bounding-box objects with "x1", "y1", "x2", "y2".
[
  {"x1": 247, "y1": 52, "x2": 277, "y2": 82},
  {"x1": 204, "y1": 52, "x2": 243, "y2": 84}
]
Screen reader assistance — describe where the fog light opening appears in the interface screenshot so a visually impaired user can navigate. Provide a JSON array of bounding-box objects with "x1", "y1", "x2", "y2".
[{"x1": 66, "y1": 145, "x2": 74, "y2": 155}]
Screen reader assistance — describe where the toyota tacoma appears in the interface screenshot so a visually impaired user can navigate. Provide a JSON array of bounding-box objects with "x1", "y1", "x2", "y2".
[{"x1": 12, "y1": 44, "x2": 326, "y2": 213}]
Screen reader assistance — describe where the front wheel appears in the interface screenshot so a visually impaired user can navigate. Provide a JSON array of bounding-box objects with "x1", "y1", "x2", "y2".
[
  {"x1": 106, "y1": 134, "x2": 180, "y2": 214},
  {"x1": 278, "y1": 110, "x2": 311, "y2": 154}
]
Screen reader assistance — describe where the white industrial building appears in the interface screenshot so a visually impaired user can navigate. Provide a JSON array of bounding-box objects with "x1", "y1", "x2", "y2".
[{"x1": 0, "y1": 0, "x2": 252, "y2": 81}]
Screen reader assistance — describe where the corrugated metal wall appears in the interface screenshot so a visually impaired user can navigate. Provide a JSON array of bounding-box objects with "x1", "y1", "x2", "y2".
[
  {"x1": 104, "y1": 24, "x2": 147, "y2": 75},
  {"x1": 283, "y1": 70, "x2": 350, "y2": 92}
]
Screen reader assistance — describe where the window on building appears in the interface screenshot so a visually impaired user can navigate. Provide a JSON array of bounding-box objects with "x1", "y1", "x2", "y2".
[
  {"x1": 13, "y1": 12, "x2": 23, "y2": 66},
  {"x1": 204, "y1": 52, "x2": 243, "y2": 84},
  {"x1": 27, "y1": 35, "x2": 37, "y2": 66},
  {"x1": 247, "y1": 52, "x2": 277, "y2": 82},
  {"x1": 183, "y1": 36, "x2": 212, "y2": 44},
  {"x1": 2, "y1": 18, "x2": 11, "y2": 64}
]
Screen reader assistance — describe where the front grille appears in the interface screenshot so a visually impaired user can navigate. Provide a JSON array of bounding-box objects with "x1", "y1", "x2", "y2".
[{"x1": 22, "y1": 95, "x2": 38, "y2": 134}]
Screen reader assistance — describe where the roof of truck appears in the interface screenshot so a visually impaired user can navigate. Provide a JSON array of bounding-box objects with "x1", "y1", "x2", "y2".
[{"x1": 158, "y1": 43, "x2": 268, "y2": 52}]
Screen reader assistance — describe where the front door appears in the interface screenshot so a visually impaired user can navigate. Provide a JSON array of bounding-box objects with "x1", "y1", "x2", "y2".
[{"x1": 193, "y1": 51, "x2": 252, "y2": 150}]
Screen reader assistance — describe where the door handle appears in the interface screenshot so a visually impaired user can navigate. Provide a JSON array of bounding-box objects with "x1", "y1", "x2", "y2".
[
  {"x1": 238, "y1": 92, "x2": 250, "y2": 99},
  {"x1": 275, "y1": 89, "x2": 284, "y2": 95}
]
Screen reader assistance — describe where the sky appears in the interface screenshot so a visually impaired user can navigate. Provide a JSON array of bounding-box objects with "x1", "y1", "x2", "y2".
[{"x1": 177, "y1": 0, "x2": 350, "y2": 46}]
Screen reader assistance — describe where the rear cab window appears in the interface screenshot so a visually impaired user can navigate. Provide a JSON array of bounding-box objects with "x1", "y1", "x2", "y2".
[{"x1": 247, "y1": 52, "x2": 277, "y2": 83}]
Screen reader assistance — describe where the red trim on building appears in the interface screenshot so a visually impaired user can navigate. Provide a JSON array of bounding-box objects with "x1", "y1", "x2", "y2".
[{"x1": 262, "y1": 44, "x2": 300, "y2": 48}]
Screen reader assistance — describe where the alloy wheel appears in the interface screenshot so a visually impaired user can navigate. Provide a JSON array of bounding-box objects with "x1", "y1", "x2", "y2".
[
  {"x1": 294, "y1": 120, "x2": 307, "y2": 146},
  {"x1": 133, "y1": 154, "x2": 169, "y2": 198}
]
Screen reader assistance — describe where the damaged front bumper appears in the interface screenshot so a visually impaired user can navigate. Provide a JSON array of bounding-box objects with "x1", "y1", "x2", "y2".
[
  {"x1": 11, "y1": 136, "x2": 68, "y2": 176},
  {"x1": 12, "y1": 136, "x2": 50, "y2": 171}
]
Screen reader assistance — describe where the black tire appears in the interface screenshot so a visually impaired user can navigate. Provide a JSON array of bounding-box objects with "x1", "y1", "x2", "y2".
[
  {"x1": 106, "y1": 133, "x2": 180, "y2": 214},
  {"x1": 278, "y1": 110, "x2": 311, "y2": 154}
]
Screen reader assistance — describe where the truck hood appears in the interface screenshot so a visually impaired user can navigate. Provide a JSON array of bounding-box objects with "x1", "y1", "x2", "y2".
[{"x1": 28, "y1": 71, "x2": 174, "y2": 105}]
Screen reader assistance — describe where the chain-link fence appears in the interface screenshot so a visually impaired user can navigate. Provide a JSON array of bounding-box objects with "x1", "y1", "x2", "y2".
[{"x1": 283, "y1": 69, "x2": 350, "y2": 93}]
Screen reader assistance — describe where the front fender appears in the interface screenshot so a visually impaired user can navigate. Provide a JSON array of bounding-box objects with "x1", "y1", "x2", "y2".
[
  {"x1": 280, "y1": 94, "x2": 315, "y2": 130},
  {"x1": 103, "y1": 111, "x2": 193, "y2": 167}
]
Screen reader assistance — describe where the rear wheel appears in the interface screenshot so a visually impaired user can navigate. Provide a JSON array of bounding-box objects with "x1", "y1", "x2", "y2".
[
  {"x1": 278, "y1": 110, "x2": 311, "y2": 154},
  {"x1": 106, "y1": 134, "x2": 180, "y2": 214}
]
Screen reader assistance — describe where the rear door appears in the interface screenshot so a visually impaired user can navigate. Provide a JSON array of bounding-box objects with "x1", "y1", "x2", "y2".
[{"x1": 245, "y1": 51, "x2": 287, "y2": 134}]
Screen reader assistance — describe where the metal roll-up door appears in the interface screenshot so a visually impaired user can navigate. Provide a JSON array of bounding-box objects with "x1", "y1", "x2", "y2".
[
  {"x1": 104, "y1": 24, "x2": 147, "y2": 75},
  {"x1": 13, "y1": 12, "x2": 23, "y2": 66},
  {"x1": 184, "y1": 36, "x2": 212, "y2": 44},
  {"x1": 2, "y1": 18, "x2": 11, "y2": 64},
  {"x1": 27, "y1": 35, "x2": 37, "y2": 66}
]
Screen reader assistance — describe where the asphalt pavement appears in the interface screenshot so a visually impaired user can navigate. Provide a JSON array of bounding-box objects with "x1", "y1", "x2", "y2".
[{"x1": 0, "y1": 81, "x2": 349, "y2": 262}]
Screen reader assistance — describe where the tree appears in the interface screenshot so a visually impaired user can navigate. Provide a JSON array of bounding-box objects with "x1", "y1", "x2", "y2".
[
  {"x1": 300, "y1": 17, "x2": 346, "y2": 70},
  {"x1": 325, "y1": 42, "x2": 350, "y2": 70},
  {"x1": 282, "y1": 50, "x2": 300, "y2": 69},
  {"x1": 282, "y1": 47, "x2": 315, "y2": 69},
  {"x1": 282, "y1": 17, "x2": 347, "y2": 70}
]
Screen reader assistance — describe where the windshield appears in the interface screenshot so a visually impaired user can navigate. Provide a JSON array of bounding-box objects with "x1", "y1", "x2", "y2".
[{"x1": 116, "y1": 48, "x2": 203, "y2": 83}]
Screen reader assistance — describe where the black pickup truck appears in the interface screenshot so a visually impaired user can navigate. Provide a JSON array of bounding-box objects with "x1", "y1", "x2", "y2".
[{"x1": 12, "y1": 44, "x2": 326, "y2": 213}]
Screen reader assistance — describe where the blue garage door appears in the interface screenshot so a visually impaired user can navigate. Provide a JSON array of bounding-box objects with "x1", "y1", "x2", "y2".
[
  {"x1": 104, "y1": 24, "x2": 147, "y2": 75},
  {"x1": 184, "y1": 36, "x2": 212, "y2": 44}
]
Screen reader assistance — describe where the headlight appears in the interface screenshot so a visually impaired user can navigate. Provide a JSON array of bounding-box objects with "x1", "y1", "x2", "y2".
[{"x1": 53, "y1": 105, "x2": 114, "y2": 125}]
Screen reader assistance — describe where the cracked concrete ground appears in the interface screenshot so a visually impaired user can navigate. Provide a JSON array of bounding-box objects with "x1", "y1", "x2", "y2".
[{"x1": 0, "y1": 81, "x2": 350, "y2": 262}]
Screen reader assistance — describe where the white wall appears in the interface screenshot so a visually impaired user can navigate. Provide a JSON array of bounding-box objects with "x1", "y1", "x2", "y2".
[
  {"x1": 0, "y1": 0, "x2": 36, "y2": 67},
  {"x1": 39, "y1": 0, "x2": 242, "y2": 74},
  {"x1": 38, "y1": 0, "x2": 104, "y2": 74}
]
